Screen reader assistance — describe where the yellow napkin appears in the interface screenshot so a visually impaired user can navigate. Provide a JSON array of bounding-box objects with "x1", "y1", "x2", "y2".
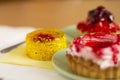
[{"x1": 0, "y1": 44, "x2": 54, "y2": 70}]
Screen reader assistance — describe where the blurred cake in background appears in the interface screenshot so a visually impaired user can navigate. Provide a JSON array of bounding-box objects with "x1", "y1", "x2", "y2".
[{"x1": 26, "y1": 29, "x2": 67, "y2": 60}]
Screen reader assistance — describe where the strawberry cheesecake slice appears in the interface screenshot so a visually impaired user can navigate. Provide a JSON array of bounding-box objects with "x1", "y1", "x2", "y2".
[{"x1": 66, "y1": 33, "x2": 120, "y2": 79}]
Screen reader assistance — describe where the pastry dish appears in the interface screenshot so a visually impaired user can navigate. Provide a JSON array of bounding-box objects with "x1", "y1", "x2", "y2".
[
  {"x1": 66, "y1": 33, "x2": 120, "y2": 79},
  {"x1": 26, "y1": 29, "x2": 67, "y2": 61},
  {"x1": 77, "y1": 6, "x2": 120, "y2": 34}
]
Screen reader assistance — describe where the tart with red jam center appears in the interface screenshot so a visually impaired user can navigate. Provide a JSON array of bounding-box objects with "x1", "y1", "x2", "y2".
[
  {"x1": 77, "y1": 6, "x2": 120, "y2": 34},
  {"x1": 66, "y1": 33, "x2": 120, "y2": 79},
  {"x1": 26, "y1": 29, "x2": 67, "y2": 60}
]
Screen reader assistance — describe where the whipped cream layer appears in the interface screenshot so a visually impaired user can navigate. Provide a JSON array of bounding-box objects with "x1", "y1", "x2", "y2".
[{"x1": 67, "y1": 34, "x2": 120, "y2": 70}]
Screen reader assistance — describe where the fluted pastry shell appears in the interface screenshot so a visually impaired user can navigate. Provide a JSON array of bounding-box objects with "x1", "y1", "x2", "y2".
[{"x1": 66, "y1": 53, "x2": 120, "y2": 79}]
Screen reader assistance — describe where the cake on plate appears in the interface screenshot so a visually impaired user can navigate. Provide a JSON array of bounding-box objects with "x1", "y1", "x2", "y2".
[
  {"x1": 26, "y1": 29, "x2": 67, "y2": 60},
  {"x1": 66, "y1": 33, "x2": 120, "y2": 79}
]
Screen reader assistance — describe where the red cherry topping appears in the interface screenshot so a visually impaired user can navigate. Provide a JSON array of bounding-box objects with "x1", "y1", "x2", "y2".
[
  {"x1": 97, "y1": 6, "x2": 105, "y2": 11},
  {"x1": 33, "y1": 33, "x2": 55, "y2": 42},
  {"x1": 77, "y1": 6, "x2": 120, "y2": 33},
  {"x1": 88, "y1": 6, "x2": 114, "y2": 23}
]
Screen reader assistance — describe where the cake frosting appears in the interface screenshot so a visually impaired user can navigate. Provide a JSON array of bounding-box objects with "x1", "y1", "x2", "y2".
[
  {"x1": 67, "y1": 33, "x2": 120, "y2": 69},
  {"x1": 77, "y1": 6, "x2": 120, "y2": 33}
]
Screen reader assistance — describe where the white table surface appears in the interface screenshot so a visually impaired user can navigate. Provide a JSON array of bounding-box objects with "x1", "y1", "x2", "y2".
[
  {"x1": 0, "y1": 26, "x2": 68, "y2": 80},
  {"x1": 0, "y1": 63, "x2": 67, "y2": 80}
]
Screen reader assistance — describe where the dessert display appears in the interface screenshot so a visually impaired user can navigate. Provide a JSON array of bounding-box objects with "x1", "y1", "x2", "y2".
[
  {"x1": 77, "y1": 6, "x2": 120, "y2": 34},
  {"x1": 66, "y1": 33, "x2": 120, "y2": 79},
  {"x1": 26, "y1": 29, "x2": 67, "y2": 61}
]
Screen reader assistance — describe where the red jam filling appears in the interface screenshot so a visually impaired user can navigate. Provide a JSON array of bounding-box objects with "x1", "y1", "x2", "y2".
[
  {"x1": 73, "y1": 33, "x2": 120, "y2": 64},
  {"x1": 111, "y1": 45, "x2": 119, "y2": 64},
  {"x1": 73, "y1": 37, "x2": 81, "y2": 52},
  {"x1": 33, "y1": 33, "x2": 55, "y2": 42},
  {"x1": 77, "y1": 6, "x2": 120, "y2": 33}
]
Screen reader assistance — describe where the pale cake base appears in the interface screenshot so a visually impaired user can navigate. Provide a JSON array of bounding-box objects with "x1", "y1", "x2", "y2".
[{"x1": 66, "y1": 54, "x2": 120, "y2": 79}]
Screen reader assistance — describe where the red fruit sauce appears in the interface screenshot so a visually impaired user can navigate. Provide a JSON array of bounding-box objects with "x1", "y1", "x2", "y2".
[
  {"x1": 33, "y1": 33, "x2": 55, "y2": 42},
  {"x1": 77, "y1": 6, "x2": 120, "y2": 33},
  {"x1": 73, "y1": 33, "x2": 120, "y2": 64}
]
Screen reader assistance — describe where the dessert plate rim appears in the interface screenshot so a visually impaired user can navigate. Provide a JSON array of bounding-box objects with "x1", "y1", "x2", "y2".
[
  {"x1": 62, "y1": 25, "x2": 82, "y2": 46},
  {"x1": 52, "y1": 48, "x2": 88, "y2": 80},
  {"x1": 62, "y1": 24, "x2": 82, "y2": 38}
]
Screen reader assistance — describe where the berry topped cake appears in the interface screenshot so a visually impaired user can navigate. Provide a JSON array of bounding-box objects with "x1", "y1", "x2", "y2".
[
  {"x1": 66, "y1": 33, "x2": 120, "y2": 79},
  {"x1": 77, "y1": 6, "x2": 120, "y2": 34}
]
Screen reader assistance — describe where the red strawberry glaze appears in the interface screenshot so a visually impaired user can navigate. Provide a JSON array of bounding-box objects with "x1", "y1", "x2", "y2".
[
  {"x1": 112, "y1": 54, "x2": 117, "y2": 64},
  {"x1": 77, "y1": 20, "x2": 120, "y2": 33},
  {"x1": 71, "y1": 33, "x2": 120, "y2": 64},
  {"x1": 75, "y1": 44, "x2": 81, "y2": 52},
  {"x1": 33, "y1": 33, "x2": 55, "y2": 42},
  {"x1": 77, "y1": 6, "x2": 120, "y2": 33},
  {"x1": 73, "y1": 37, "x2": 82, "y2": 52},
  {"x1": 111, "y1": 45, "x2": 119, "y2": 64}
]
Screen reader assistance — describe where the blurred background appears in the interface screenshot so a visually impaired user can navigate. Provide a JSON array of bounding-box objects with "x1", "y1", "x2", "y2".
[{"x1": 0, "y1": 0, "x2": 119, "y2": 29}]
